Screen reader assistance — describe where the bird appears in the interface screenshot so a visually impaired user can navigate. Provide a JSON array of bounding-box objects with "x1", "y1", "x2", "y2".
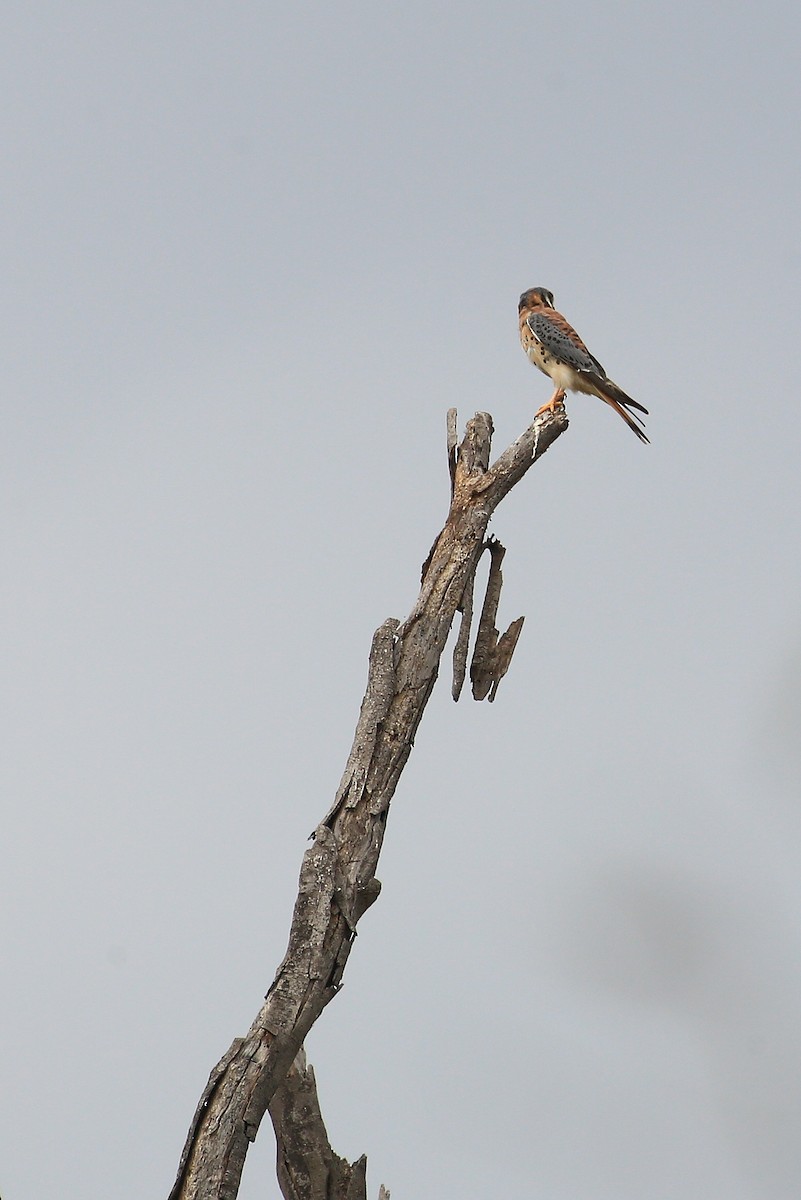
[{"x1": 519, "y1": 287, "x2": 649, "y2": 443}]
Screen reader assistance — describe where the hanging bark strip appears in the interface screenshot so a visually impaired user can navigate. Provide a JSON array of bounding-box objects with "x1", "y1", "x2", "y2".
[
  {"x1": 268, "y1": 1048, "x2": 368, "y2": 1200},
  {"x1": 168, "y1": 405, "x2": 568, "y2": 1200},
  {"x1": 469, "y1": 536, "x2": 525, "y2": 702}
]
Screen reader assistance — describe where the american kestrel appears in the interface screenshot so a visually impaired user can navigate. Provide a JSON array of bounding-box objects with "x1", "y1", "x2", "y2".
[{"x1": 519, "y1": 287, "x2": 649, "y2": 443}]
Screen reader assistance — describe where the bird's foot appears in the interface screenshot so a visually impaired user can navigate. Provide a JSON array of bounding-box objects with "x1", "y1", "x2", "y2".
[{"x1": 535, "y1": 389, "x2": 566, "y2": 418}]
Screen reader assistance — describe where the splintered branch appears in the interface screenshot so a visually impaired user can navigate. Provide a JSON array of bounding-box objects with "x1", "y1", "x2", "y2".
[
  {"x1": 446, "y1": 406, "x2": 459, "y2": 498},
  {"x1": 470, "y1": 537, "x2": 524, "y2": 702},
  {"x1": 451, "y1": 569, "x2": 475, "y2": 701},
  {"x1": 167, "y1": 405, "x2": 568, "y2": 1200},
  {"x1": 452, "y1": 536, "x2": 523, "y2": 702},
  {"x1": 269, "y1": 1049, "x2": 368, "y2": 1200}
]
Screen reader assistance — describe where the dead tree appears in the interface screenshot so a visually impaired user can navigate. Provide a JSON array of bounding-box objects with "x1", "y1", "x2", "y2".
[{"x1": 168, "y1": 405, "x2": 568, "y2": 1200}]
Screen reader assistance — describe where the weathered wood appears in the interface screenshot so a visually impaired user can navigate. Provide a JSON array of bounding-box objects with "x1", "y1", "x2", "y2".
[
  {"x1": 269, "y1": 1048, "x2": 369, "y2": 1200},
  {"x1": 167, "y1": 405, "x2": 568, "y2": 1200},
  {"x1": 470, "y1": 537, "x2": 525, "y2": 702},
  {"x1": 446, "y1": 406, "x2": 458, "y2": 498},
  {"x1": 451, "y1": 568, "x2": 475, "y2": 701}
]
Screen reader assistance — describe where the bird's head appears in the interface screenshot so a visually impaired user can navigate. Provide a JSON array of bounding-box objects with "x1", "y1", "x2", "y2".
[{"x1": 518, "y1": 287, "x2": 555, "y2": 311}]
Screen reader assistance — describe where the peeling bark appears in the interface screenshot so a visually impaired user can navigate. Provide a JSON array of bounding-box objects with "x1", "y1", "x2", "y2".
[{"x1": 470, "y1": 537, "x2": 525, "y2": 702}]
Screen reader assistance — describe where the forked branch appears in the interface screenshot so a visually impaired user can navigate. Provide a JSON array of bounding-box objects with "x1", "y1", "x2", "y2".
[{"x1": 167, "y1": 405, "x2": 568, "y2": 1200}]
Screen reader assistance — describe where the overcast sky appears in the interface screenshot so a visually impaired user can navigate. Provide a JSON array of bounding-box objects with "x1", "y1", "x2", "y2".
[{"x1": 3, "y1": 3, "x2": 801, "y2": 1198}]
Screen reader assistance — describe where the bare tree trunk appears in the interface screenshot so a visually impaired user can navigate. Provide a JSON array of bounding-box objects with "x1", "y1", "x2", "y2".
[{"x1": 168, "y1": 406, "x2": 568, "y2": 1200}]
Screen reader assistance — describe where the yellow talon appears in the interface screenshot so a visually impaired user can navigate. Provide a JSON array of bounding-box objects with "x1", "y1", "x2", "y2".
[{"x1": 535, "y1": 389, "x2": 566, "y2": 417}]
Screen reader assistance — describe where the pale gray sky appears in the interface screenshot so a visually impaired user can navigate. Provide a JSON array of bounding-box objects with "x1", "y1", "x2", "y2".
[{"x1": 3, "y1": 3, "x2": 801, "y2": 1198}]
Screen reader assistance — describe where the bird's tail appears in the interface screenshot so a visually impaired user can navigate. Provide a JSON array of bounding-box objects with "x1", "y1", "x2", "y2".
[{"x1": 596, "y1": 378, "x2": 650, "y2": 444}]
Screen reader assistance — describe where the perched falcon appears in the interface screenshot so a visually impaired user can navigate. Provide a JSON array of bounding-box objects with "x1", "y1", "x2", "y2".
[{"x1": 519, "y1": 287, "x2": 649, "y2": 444}]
